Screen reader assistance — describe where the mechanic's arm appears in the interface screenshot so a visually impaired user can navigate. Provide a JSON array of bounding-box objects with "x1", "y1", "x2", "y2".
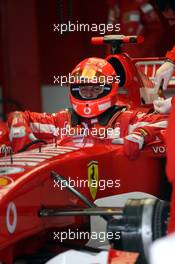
[
  {"x1": 7, "y1": 111, "x2": 37, "y2": 153},
  {"x1": 112, "y1": 113, "x2": 168, "y2": 160},
  {"x1": 7, "y1": 111, "x2": 61, "y2": 153},
  {"x1": 8, "y1": 109, "x2": 71, "y2": 152},
  {"x1": 123, "y1": 2, "x2": 164, "y2": 57}
]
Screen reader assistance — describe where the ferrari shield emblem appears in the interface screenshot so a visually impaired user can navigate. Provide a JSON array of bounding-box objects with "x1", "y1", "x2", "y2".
[
  {"x1": 0, "y1": 176, "x2": 13, "y2": 187},
  {"x1": 88, "y1": 161, "x2": 99, "y2": 200}
]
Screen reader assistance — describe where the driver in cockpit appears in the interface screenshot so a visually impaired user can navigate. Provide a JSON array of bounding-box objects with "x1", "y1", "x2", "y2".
[{"x1": 0, "y1": 57, "x2": 168, "y2": 160}]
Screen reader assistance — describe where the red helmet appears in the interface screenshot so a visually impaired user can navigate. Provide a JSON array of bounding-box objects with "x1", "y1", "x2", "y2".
[{"x1": 69, "y1": 57, "x2": 118, "y2": 118}]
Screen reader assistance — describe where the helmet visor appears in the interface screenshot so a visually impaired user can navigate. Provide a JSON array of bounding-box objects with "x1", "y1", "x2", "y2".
[
  {"x1": 79, "y1": 85, "x2": 104, "y2": 99},
  {"x1": 71, "y1": 84, "x2": 112, "y2": 100}
]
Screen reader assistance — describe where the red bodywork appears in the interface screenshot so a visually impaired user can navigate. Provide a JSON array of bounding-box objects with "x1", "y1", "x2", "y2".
[{"x1": 0, "y1": 137, "x2": 167, "y2": 263}]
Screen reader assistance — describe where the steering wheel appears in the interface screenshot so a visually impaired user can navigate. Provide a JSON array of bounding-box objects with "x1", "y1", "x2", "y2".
[{"x1": 17, "y1": 139, "x2": 47, "y2": 153}]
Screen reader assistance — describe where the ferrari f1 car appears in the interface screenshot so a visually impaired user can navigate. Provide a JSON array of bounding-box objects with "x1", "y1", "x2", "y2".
[{"x1": 0, "y1": 35, "x2": 172, "y2": 264}]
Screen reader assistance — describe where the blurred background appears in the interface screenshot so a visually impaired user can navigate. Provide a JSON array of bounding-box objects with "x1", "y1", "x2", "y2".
[{"x1": 0, "y1": 0, "x2": 174, "y2": 117}]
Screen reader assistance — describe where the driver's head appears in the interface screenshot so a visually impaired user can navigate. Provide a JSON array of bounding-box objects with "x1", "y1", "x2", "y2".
[
  {"x1": 79, "y1": 85, "x2": 104, "y2": 99},
  {"x1": 155, "y1": 0, "x2": 175, "y2": 24},
  {"x1": 69, "y1": 58, "x2": 118, "y2": 118}
]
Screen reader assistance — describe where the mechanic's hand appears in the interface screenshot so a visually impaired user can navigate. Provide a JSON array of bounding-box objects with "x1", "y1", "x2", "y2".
[
  {"x1": 112, "y1": 132, "x2": 144, "y2": 160},
  {"x1": 155, "y1": 61, "x2": 174, "y2": 91},
  {"x1": 153, "y1": 97, "x2": 172, "y2": 114}
]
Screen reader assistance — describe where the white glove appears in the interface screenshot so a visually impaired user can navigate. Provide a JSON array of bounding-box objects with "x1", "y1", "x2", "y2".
[
  {"x1": 153, "y1": 97, "x2": 172, "y2": 114},
  {"x1": 155, "y1": 61, "x2": 175, "y2": 91}
]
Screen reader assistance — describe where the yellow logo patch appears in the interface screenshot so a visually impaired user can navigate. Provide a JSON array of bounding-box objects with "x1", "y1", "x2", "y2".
[
  {"x1": 0, "y1": 177, "x2": 12, "y2": 187},
  {"x1": 88, "y1": 161, "x2": 99, "y2": 200}
]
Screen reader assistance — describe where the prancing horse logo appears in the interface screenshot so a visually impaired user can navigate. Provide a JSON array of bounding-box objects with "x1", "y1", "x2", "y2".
[{"x1": 88, "y1": 161, "x2": 99, "y2": 200}]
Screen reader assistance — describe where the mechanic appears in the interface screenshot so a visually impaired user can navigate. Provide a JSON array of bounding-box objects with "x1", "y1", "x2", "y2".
[
  {"x1": 150, "y1": 0, "x2": 175, "y2": 239},
  {"x1": 153, "y1": 0, "x2": 175, "y2": 233},
  {"x1": 6, "y1": 57, "x2": 168, "y2": 160},
  {"x1": 107, "y1": 0, "x2": 165, "y2": 57},
  {"x1": 153, "y1": 0, "x2": 175, "y2": 118}
]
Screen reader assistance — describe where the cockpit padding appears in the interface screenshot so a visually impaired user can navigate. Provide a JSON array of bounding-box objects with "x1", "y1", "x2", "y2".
[{"x1": 108, "y1": 57, "x2": 126, "y2": 87}]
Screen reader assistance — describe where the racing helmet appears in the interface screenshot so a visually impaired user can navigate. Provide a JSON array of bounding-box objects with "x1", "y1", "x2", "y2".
[{"x1": 69, "y1": 57, "x2": 118, "y2": 118}]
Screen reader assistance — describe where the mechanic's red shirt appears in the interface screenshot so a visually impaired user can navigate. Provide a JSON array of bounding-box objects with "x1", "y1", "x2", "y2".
[{"x1": 107, "y1": 0, "x2": 165, "y2": 57}]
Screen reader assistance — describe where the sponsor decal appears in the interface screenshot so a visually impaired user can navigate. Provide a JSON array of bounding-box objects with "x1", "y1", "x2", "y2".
[
  {"x1": 98, "y1": 101, "x2": 111, "y2": 111},
  {"x1": 88, "y1": 161, "x2": 99, "y2": 200},
  {"x1": 84, "y1": 107, "x2": 91, "y2": 115},
  {"x1": 152, "y1": 146, "x2": 166, "y2": 154},
  {"x1": 0, "y1": 176, "x2": 13, "y2": 187},
  {"x1": 6, "y1": 202, "x2": 17, "y2": 234},
  {"x1": 0, "y1": 167, "x2": 24, "y2": 175}
]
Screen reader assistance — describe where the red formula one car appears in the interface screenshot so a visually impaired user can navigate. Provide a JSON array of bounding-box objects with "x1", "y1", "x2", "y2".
[{"x1": 0, "y1": 35, "x2": 171, "y2": 264}]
